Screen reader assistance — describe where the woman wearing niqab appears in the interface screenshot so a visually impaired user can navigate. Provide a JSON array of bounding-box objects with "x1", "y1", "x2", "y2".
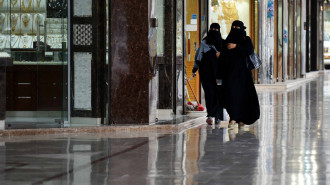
[
  {"x1": 221, "y1": 20, "x2": 260, "y2": 127},
  {"x1": 193, "y1": 23, "x2": 224, "y2": 125}
]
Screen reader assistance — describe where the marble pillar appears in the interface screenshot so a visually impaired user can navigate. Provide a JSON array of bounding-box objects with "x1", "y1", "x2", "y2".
[
  {"x1": 110, "y1": 0, "x2": 158, "y2": 124},
  {"x1": 258, "y1": 0, "x2": 275, "y2": 84},
  {"x1": 300, "y1": 0, "x2": 306, "y2": 76},
  {"x1": 282, "y1": 0, "x2": 289, "y2": 80},
  {"x1": 310, "y1": 0, "x2": 324, "y2": 71},
  {"x1": 0, "y1": 57, "x2": 13, "y2": 129}
]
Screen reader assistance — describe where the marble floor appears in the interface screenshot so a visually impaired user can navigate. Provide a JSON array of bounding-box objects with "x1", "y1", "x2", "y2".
[{"x1": 1, "y1": 73, "x2": 330, "y2": 185}]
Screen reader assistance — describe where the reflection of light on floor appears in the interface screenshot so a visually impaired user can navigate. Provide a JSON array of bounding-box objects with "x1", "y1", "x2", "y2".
[
  {"x1": 73, "y1": 145, "x2": 91, "y2": 185},
  {"x1": 147, "y1": 136, "x2": 158, "y2": 185},
  {"x1": 254, "y1": 75, "x2": 330, "y2": 185}
]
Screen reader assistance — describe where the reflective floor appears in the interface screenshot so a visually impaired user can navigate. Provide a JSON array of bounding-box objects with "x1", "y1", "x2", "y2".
[{"x1": 1, "y1": 73, "x2": 330, "y2": 185}]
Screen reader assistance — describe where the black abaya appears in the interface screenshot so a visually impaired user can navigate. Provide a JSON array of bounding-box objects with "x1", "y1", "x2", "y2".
[
  {"x1": 222, "y1": 36, "x2": 260, "y2": 125},
  {"x1": 199, "y1": 49, "x2": 223, "y2": 120}
]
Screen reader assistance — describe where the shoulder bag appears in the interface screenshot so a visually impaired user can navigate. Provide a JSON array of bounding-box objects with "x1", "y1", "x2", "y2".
[{"x1": 246, "y1": 51, "x2": 262, "y2": 70}]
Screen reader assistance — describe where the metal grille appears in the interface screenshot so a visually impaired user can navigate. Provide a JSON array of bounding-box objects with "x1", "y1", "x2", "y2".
[{"x1": 73, "y1": 24, "x2": 92, "y2": 46}]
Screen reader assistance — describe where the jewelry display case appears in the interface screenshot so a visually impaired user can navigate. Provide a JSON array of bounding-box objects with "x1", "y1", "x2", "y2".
[
  {"x1": 10, "y1": 0, "x2": 20, "y2": 12},
  {"x1": 32, "y1": 13, "x2": 45, "y2": 34},
  {"x1": 21, "y1": 13, "x2": 33, "y2": 34},
  {"x1": 0, "y1": 0, "x2": 67, "y2": 52},
  {"x1": 0, "y1": 13, "x2": 10, "y2": 34},
  {"x1": 3, "y1": 0, "x2": 68, "y2": 113}
]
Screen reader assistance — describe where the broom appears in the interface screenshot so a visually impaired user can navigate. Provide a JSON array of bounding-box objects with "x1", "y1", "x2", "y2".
[{"x1": 186, "y1": 75, "x2": 205, "y2": 111}]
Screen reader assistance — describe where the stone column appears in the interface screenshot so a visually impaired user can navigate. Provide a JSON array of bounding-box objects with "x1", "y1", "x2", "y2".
[
  {"x1": 300, "y1": 0, "x2": 307, "y2": 76},
  {"x1": 282, "y1": 0, "x2": 289, "y2": 81},
  {"x1": 0, "y1": 57, "x2": 13, "y2": 130},
  {"x1": 110, "y1": 0, "x2": 158, "y2": 124},
  {"x1": 310, "y1": 0, "x2": 324, "y2": 71},
  {"x1": 258, "y1": 0, "x2": 275, "y2": 84}
]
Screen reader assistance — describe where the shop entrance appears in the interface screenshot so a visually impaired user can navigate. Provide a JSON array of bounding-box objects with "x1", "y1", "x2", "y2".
[
  {"x1": 184, "y1": 0, "x2": 206, "y2": 106},
  {"x1": 154, "y1": 0, "x2": 207, "y2": 120},
  {"x1": 2, "y1": 0, "x2": 68, "y2": 128}
]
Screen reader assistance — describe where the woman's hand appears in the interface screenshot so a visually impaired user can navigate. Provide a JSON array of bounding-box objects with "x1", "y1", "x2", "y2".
[
  {"x1": 216, "y1": 52, "x2": 220, "y2": 58},
  {"x1": 227, "y1": 43, "x2": 237, "y2": 50}
]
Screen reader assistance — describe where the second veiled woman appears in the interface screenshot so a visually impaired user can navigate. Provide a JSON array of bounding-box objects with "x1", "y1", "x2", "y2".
[{"x1": 221, "y1": 20, "x2": 260, "y2": 128}]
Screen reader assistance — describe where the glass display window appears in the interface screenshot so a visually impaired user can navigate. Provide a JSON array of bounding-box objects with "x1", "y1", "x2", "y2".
[
  {"x1": 209, "y1": 0, "x2": 251, "y2": 38},
  {"x1": 34, "y1": 0, "x2": 46, "y2": 11},
  {"x1": 20, "y1": 13, "x2": 33, "y2": 34},
  {"x1": 4, "y1": 0, "x2": 69, "y2": 126},
  {"x1": 10, "y1": 0, "x2": 20, "y2": 12},
  {"x1": 21, "y1": 0, "x2": 34, "y2": 12}
]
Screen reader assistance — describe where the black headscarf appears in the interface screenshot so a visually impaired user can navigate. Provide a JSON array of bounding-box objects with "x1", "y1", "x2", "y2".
[
  {"x1": 205, "y1": 23, "x2": 222, "y2": 51},
  {"x1": 226, "y1": 20, "x2": 247, "y2": 44}
]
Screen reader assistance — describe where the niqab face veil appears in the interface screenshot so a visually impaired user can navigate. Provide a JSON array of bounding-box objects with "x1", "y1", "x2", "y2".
[
  {"x1": 226, "y1": 20, "x2": 247, "y2": 44},
  {"x1": 205, "y1": 23, "x2": 222, "y2": 51}
]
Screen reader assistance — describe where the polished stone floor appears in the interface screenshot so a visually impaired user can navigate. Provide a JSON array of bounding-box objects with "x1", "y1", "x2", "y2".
[{"x1": 1, "y1": 73, "x2": 330, "y2": 185}]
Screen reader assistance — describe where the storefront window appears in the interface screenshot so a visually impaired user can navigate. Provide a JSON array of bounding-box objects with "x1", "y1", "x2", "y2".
[
  {"x1": 3, "y1": 0, "x2": 68, "y2": 126},
  {"x1": 296, "y1": 0, "x2": 302, "y2": 77},
  {"x1": 288, "y1": 0, "x2": 294, "y2": 79},
  {"x1": 176, "y1": 0, "x2": 183, "y2": 114},
  {"x1": 156, "y1": 0, "x2": 164, "y2": 57},
  {"x1": 277, "y1": 0, "x2": 284, "y2": 81},
  {"x1": 200, "y1": 0, "x2": 208, "y2": 44},
  {"x1": 209, "y1": 0, "x2": 250, "y2": 38},
  {"x1": 185, "y1": 0, "x2": 200, "y2": 103},
  {"x1": 325, "y1": 1, "x2": 330, "y2": 35},
  {"x1": 0, "y1": 0, "x2": 11, "y2": 55}
]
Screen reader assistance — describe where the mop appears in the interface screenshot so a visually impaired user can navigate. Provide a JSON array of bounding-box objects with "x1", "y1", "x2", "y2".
[
  {"x1": 185, "y1": 85, "x2": 195, "y2": 110},
  {"x1": 186, "y1": 75, "x2": 205, "y2": 111}
]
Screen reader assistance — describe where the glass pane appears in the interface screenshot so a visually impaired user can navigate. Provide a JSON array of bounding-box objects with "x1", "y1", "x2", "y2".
[
  {"x1": 288, "y1": 0, "x2": 294, "y2": 79},
  {"x1": 282, "y1": 0, "x2": 289, "y2": 80},
  {"x1": 105, "y1": 0, "x2": 109, "y2": 124},
  {"x1": 296, "y1": 0, "x2": 302, "y2": 77},
  {"x1": 200, "y1": 0, "x2": 207, "y2": 45},
  {"x1": 176, "y1": 0, "x2": 183, "y2": 114},
  {"x1": 0, "y1": 0, "x2": 11, "y2": 55},
  {"x1": 209, "y1": 0, "x2": 250, "y2": 38},
  {"x1": 157, "y1": 0, "x2": 171, "y2": 111},
  {"x1": 156, "y1": 0, "x2": 164, "y2": 57},
  {"x1": 278, "y1": 0, "x2": 283, "y2": 81},
  {"x1": 185, "y1": 0, "x2": 200, "y2": 104},
  {"x1": 5, "y1": 0, "x2": 68, "y2": 128}
]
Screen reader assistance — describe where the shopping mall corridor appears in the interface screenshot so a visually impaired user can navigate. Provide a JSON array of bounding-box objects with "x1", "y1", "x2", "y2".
[{"x1": 1, "y1": 72, "x2": 330, "y2": 185}]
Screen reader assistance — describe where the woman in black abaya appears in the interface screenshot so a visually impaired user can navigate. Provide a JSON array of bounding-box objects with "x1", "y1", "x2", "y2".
[
  {"x1": 222, "y1": 20, "x2": 260, "y2": 128},
  {"x1": 193, "y1": 23, "x2": 224, "y2": 125}
]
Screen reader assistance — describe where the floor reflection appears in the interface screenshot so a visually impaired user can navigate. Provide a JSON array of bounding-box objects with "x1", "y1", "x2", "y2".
[
  {"x1": 254, "y1": 75, "x2": 328, "y2": 185},
  {"x1": 194, "y1": 126, "x2": 259, "y2": 184},
  {"x1": 1, "y1": 74, "x2": 330, "y2": 184}
]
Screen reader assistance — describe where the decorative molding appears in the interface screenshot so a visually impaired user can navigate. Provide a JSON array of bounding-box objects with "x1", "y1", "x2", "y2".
[
  {"x1": 73, "y1": 24, "x2": 92, "y2": 46},
  {"x1": 74, "y1": 0, "x2": 92, "y2": 17},
  {"x1": 74, "y1": 52, "x2": 92, "y2": 110}
]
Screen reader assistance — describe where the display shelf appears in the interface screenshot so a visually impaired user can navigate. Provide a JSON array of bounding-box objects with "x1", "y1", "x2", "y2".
[
  {"x1": 0, "y1": 0, "x2": 47, "y2": 13},
  {"x1": 13, "y1": 61, "x2": 67, "y2": 65},
  {"x1": 0, "y1": 0, "x2": 68, "y2": 50}
]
